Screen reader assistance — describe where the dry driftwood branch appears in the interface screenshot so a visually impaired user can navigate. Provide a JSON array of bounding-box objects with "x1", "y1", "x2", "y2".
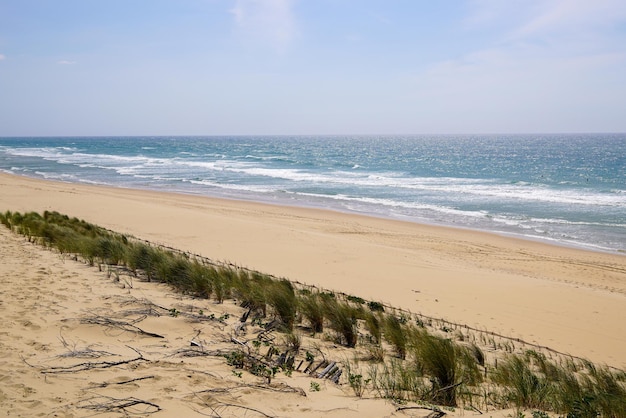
[
  {"x1": 252, "y1": 382, "x2": 306, "y2": 397},
  {"x1": 40, "y1": 347, "x2": 147, "y2": 374},
  {"x1": 77, "y1": 395, "x2": 161, "y2": 414},
  {"x1": 396, "y1": 405, "x2": 446, "y2": 417},
  {"x1": 467, "y1": 404, "x2": 483, "y2": 414},
  {"x1": 169, "y1": 347, "x2": 227, "y2": 358},
  {"x1": 194, "y1": 382, "x2": 306, "y2": 397},
  {"x1": 190, "y1": 391, "x2": 275, "y2": 418},
  {"x1": 41, "y1": 356, "x2": 146, "y2": 374},
  {"x1": 81, "y1": 315, "x2": 165, "y2": 338},
  {"x1": 213, "y1": 402, "x2": 275, "y2": 418},
  {"x1": 91, "y1": 375, "x2": 156, "y2": 388},
  {"x1": 57, "y1": 347, "x2": 118, "y2": 359},
  {"x1": 57, "y1": 334, "x2": 118, "y2": 359}
]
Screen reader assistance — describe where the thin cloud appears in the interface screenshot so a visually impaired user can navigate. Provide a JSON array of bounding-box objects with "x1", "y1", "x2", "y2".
[
  {"x1": 0, "y1": 54, "x2": 5, "y2": 60},
  {"x1": 466, "y1": 0, "x2": 626, "y2": 42},
  {"x1": 437, "y1": 0, "x2": 626, "y2": 74},
  {"x1": 230, "y1": 0, "x2": 297, "y2": 52},
  {"x1": 57, "y1": 60, "x2": 76, "y2": 65},
  {"x1": 407, "y1": 0, "x2": 626, "y2": 131},
  {"x1": 512, "y1": 0, "x2": 626, "y2": 40}
]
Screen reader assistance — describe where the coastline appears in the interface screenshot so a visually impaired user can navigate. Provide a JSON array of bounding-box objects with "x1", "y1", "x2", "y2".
[{"x1": 1, "y1": 172, "x2": 625, "y2": 368}]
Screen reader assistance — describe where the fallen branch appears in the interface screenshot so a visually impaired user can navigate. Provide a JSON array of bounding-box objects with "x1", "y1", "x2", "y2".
[
  {"x1": 82, "y1": 315, "x2": 165, "y2": 338},
  {"x1": 58, "y1": 334, "x2": 118, "y2": 359},
  {"x1": 77, "y1": 395, "x2": 161, "y2": 414},
  {"x1": 190, "y1": 391, "x2": 276, "y2": 417},
  {"x1": 194, "y1": 382, "x2": 306, "y2": 397},
  {"x1": 91, "y1": 375, "x2": 156, "y2": 388},
  {"x1": 396, "y1": 405, "x2": 446, "y2": 417},
  {"x1": 213, "y1": 402, "x2": 275, "y2": 418},
  {"x1": 41, "y1": 347, "x2": 147, "y2": 374}
]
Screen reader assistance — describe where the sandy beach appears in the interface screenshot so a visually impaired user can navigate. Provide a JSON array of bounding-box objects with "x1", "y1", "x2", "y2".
[
  {"x1": 1, "y1": 172, "x2": 625, "y2": 416},
  {"x1": 1, "y1": 172, "x2": 625, "y2": 367}
]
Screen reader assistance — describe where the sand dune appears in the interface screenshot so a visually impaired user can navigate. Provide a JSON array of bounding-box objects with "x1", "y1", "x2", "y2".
[
  {"x1": 0, "y1": 218, "x2": 526, "y2": 417},
  {"x1": 0, "y1": 226, "x2": 414, "y2": 417}
]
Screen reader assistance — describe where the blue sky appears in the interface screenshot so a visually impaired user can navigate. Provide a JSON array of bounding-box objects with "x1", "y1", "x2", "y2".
[{"x1": 1, "y1": 0, "x2": 625, "y2": 136}]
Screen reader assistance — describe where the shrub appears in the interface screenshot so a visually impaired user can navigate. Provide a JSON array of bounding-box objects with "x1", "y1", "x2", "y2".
[
  {"x1": 367, "y1": 301, "x2": 385, "y2": 313},
  {"x1": 346, "y1": 295, "x2": 365, "y2": 305}
]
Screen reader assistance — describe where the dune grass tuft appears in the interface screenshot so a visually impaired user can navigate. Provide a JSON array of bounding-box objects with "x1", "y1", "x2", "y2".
[
  {"x1": 267, "y1": 279, "x2": 297, "y2": 331},
  {"x1": 383, "y1": 313, "x2": 409, "y2": 359},
  {"x1": 322, "y1": 295, "x2": 358, "y2": 347},
  {"x1": 298, "y1": 291, "x2": 325, "y2": 334}
]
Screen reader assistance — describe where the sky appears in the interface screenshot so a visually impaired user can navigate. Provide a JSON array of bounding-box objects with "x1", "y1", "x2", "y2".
[{"x1": 0, "y1": 0, "x2": 625, "y2": 136}]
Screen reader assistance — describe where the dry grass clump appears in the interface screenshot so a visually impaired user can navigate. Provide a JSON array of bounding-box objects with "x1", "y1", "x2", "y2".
[{"x1": 2, "y1": 210, "x2": 625, "y2": 415}]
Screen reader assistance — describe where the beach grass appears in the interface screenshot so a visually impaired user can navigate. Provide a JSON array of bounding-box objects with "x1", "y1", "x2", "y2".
[
  {"x1": 2, "y1": 209, "x2": 625, "y2": 415},
  {"x1": 383, "y1": 313, "x2": 409, "y2": 359},
  {"x1": 298, "y1": 290, "x2": 325, "y2": 334}
]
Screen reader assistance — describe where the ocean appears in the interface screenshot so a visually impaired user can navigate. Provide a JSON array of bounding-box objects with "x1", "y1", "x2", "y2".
[{"x1": 0, "y1": 134, "x2": 624, "y2": 254}]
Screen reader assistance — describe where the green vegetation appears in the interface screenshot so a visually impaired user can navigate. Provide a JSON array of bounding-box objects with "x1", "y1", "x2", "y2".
[
  {"x1": 383, "y1": 313, "x2": 409, "y2": 359},
  {"x1": 493, "y1": 352, "x2": 626, "y2": 417},
  {"x1": 2, "y1": 209, "x2": 625, "y2": 416},
  {"x1": 298, "y1": 291, "x2": 325, "y2": 333}
]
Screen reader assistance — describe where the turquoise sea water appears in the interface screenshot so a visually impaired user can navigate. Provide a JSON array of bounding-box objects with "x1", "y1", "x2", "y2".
[{"x1": 1, "y1": 134, "x2": 624, "y2": 253}]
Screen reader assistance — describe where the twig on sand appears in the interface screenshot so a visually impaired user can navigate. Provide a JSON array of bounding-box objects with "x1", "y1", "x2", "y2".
[
  {"x1": 81, "y1": 315, "x2": 165, "y2": 338},
  {"x1": 396, "y1": 405, "x2": 446, "y2": 417},
  {"x1": 77, "y1": 395, "x2": 161, "y2": 415},
  {"x1": 40, "y1": 346, "x2": 147, "y2": 374},
  {"x1": 90, "y1": 375, "x2": 156, "y2": 389},
  {"x1": 190, "y1": 390, "x2": 276, "y2": 417},
  {"x1": 169, "y1": 347, "x2": 226, "y2": 358},
  {"x1": 198, "y1": 401, "x2": 275, "y2": 418},
  {"x1": 216, "y1": 402, "x2": 275, "y2": 417},
  {"x1": 194, "y1": 381, "x2": 306, "y2": 397},
  {"x1": 57, "y1": 333, "x2": 118, "y2": 359}
]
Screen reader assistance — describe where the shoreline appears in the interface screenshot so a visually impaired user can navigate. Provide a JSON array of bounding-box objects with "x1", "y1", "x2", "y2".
[
  {"x1": 1, "y1": 171, "x2": 626, "y2": 368},
  {"x1": 5, "y1": 166, "x2": 624, "y2": 256},
  {"x1": 6, "y1": 170, "x2": 624, "y2": 256},
  {"x1": 185, "y1": 185, "x2": 625, "y2": 257}
]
